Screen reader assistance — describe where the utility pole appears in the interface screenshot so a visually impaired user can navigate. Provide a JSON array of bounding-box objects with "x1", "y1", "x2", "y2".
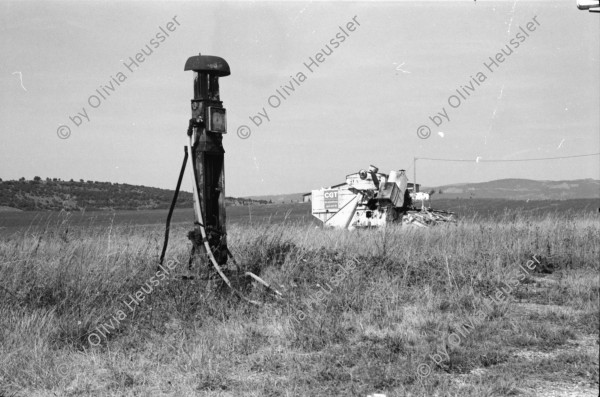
[{"x1": 413, "y1": 157, "x2": 417, "y2": 192}]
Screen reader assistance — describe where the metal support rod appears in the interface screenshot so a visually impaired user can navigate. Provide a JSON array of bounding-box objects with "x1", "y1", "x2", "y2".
[{"x1": 157, "y1": 146, "x2": 188, "y2": 272}]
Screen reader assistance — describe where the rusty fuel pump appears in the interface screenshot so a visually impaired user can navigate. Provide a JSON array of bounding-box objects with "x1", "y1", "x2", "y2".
[
  {"x1": 158, "y1": 53, "x2": 280, "y2": 303},
  {"x1": 184, "y1": 53, "x2": 230, "y2": 268}
]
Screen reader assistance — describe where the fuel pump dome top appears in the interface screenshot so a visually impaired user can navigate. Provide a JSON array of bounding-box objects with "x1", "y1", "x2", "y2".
[{"x1": 184, "y1": 53, "x2": 230, "y2": 76}]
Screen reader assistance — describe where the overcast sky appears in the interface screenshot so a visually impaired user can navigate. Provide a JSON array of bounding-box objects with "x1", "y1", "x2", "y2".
[{"x1": 1, "y1": 0, "x2": 598, "y2": 196}]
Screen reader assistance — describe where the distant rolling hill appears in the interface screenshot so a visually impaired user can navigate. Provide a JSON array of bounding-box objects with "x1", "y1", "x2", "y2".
[
  {"x1": 249, "y1": 178, "x2": 600, "y2": 202},
  {"x1": 424, "y1": 178, "x2": 600, "y2": 200},
  {"x1": 1, "y1": 177, "x2": 597, "y2": 212},
  {"x1": 0, "y1": 178, "x2": 272, "y2": 211}
]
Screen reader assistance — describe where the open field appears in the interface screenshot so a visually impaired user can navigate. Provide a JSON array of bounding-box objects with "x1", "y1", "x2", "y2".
[
  {"x1": 0, "y1": 204, "x2": 314, "y2": 235},
  {"x1": 0, "y1": 206, "x2": 599, "y2": 396},
  {"x1": 0, "y1": 199, "x2": 598, "y2": 235}
]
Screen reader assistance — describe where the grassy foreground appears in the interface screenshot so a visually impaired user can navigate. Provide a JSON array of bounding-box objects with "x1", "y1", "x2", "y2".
[{"x1": 0, "y1": 213, "x2": 598, "y2": 396}]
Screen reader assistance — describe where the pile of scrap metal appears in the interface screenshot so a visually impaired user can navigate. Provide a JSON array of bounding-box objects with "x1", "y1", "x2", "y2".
[
  {"x1": 311, "y1": 165, "x2": 456, "y2": 230},
  {"x1": 401, "y1": 207, "x2": 456, "y2": 228}
]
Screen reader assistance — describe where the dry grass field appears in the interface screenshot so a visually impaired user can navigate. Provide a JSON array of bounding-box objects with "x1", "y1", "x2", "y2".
[{"x1": 0, "y1": 210, "x2": 598, "y2": 396}]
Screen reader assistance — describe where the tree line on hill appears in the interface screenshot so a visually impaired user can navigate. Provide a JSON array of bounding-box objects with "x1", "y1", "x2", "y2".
[{"x1": 0, "y1": 178, "x2": 270, "y2": 211}]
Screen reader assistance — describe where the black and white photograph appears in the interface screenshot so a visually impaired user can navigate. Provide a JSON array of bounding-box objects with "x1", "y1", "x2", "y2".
[{"x1": 0, "y1": 1, "x2": 599, "y2": 396}]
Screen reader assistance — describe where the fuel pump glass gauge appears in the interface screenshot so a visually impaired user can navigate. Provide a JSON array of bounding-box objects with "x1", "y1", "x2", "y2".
[{"x1": 208, "y1": 107, "x2": 227, "y2": 133}]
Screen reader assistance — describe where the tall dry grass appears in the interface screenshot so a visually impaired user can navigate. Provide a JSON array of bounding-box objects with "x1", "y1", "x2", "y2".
[{"x1": 0, "y1": 211, "x2": 598, "y2": 396}]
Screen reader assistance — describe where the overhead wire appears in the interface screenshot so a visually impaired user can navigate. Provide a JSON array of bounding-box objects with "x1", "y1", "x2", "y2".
[{"x1": 415, "y1": 153, "x2": 600, "y2": 162}]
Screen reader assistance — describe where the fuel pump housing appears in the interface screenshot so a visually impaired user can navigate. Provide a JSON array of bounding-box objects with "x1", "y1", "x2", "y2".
[{"x1": 185, "y1": 53, "x2": 230, "y2": 266}]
